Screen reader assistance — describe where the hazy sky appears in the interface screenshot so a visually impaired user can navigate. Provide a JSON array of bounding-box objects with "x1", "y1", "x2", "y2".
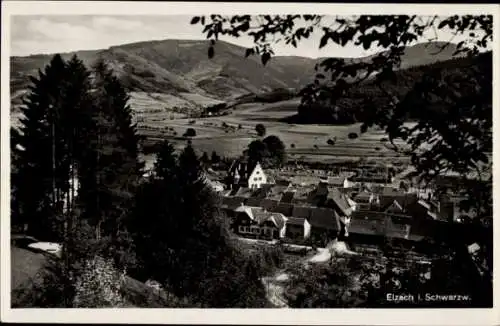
[{"x1": 10, "y1": 15, "x2": 476, "y2": 58}]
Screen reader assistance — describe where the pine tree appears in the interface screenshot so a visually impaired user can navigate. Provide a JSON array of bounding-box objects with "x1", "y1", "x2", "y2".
[
  {"x1": 153, "y1": 140, "x2": 178, "y2": 181},
  {"x1": 129, "y1": 140, "x2": 180, "y2": 283},
  {"x1": 77, "y1": 59, "x2": 142, "y2": 269},
  {"x1": 12, "y1": 54, "x2": 69, "y2": 239},
  {"x1": 61, "y1": 55, "x2": 94, "y2": 212}
]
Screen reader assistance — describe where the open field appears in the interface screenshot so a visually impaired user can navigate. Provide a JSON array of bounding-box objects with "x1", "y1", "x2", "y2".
[
  {"x1": 10, "y1": 94, "x2": 412, "y2": 169},
  {"x1": 135, "y1": 98, "x2": 412, "y2": 168}
]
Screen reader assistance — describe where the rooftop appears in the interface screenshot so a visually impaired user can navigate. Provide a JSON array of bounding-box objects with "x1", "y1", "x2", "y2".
[{"x1": 286, "y1": 216, "x2": 307, "y2": 225}]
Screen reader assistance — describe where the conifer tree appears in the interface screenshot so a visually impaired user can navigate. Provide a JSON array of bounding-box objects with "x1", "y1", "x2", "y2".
[
  {"x1": 12, "y1": 54, "x2": 70, "y2": 239},
  {"x1": 77, "y1": 59, "x2": 142, "y2": 269},
  {"x1": 129, "y1": 140, "x2": 180, "y2": 283}
]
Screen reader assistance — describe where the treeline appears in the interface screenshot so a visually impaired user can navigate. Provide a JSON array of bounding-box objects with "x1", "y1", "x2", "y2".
[
  {"x1": 235, "y1": 87, "x2": 297, "y2": 104},
  {"x1": 11, "y1": 54, "x2": 269, "y2": 307},
  {"x1": 290, "y1": 52, "x2": 492, "y2": 124}
]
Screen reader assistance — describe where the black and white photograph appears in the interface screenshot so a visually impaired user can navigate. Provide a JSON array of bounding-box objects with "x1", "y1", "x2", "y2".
[{"x1": 1, "y1": 1, "x2": 498, "y2": 325}]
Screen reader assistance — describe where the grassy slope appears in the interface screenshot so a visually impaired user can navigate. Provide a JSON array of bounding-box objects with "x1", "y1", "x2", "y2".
[
  {"x1": 11, "y1": 246, "x2": 186, "y2": 308},
  {"x1": 10, "y1": 40, "x2": 459, "y2": 103}
]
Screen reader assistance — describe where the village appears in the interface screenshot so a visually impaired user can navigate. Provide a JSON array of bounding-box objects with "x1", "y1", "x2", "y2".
[{"x1": 199, "y1": 156, "x2": 491, "y2": 262}]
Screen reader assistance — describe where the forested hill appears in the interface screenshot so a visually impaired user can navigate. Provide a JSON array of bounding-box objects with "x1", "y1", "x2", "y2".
[
  {"x1": 288, "y1": 51, "x2": 491, "y2": 125},
  {"x1": 11, "y1": 40, "x2": 462, "y2": 105}
]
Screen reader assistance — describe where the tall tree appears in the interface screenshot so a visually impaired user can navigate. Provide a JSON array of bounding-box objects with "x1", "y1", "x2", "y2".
[
  {"x1": 129, "y1": 140, "x2": 180, "y2": 283},
  {"x1": 77, "y1": 59, "x2": 142, "y2": 269},
  {"x1": 12, "y1": 54, "x2": 69, "y2": 239}
]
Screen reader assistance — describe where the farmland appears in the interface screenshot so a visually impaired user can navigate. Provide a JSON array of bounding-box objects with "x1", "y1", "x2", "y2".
[
  {"x1": 134, "y1": 96, "x2": 411, "y2": 168},
  {"x1": 10, "y1": 88, "x2": 413, "y2": 171}
]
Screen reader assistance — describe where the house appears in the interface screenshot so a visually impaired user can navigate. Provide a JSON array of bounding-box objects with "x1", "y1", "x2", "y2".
[
  {"x1": 353, "y1": 191, "x2": 380, "y2": 210},
  {"x1": 227, "y1": 159, "x2": 269, "y2": 189},
  {"x1": 307, "y1": 207, "x2": 342, "y2": 245},
  {"x1": 325, "y1": 187, "x2": 356, "y2": 216},
  {"x1": 285, "y1": 217, "x2": 311, "y2": 240},
  {"x1": 349, "y1": 211, "x2": 412, "y2": 241},
  {"x1": 248, "y1": 162, "x2": 268, "y2": 189},
  {"x1": 378, "y1": 189, "x2": 419, "y2": 213},
  {"x1": 305, "y1": 184, "x2": 356, "y2": 239},
  {"x1": 320, "y1": 176, "x2": 352, "y2": 189},
  {"x1": 233, "y1": 204, "x2": 287, "y2": 240}
]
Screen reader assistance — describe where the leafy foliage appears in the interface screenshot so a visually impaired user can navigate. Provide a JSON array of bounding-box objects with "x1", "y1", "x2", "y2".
[
  {"x1": 128, "y1": 141, "x2": 268, "y2": 307},
  {"x1": 183, "y1": 127, "x2": 197, "y2": 137},
  {"x1": 192, "y1": 14, "x2": 493, "y2": 308},
  {"x1": 192, "y1": 14, "x2": 492, "y2": 184},
  {"x1": 255, "y1": 123, "x2": 266, "y2": 137},
  {"x1": 246, "y1": 135, "x2": 286, "y2": 168}
]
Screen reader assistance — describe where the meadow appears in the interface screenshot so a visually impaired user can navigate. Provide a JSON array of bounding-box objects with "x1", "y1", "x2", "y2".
[{"x1": 134, "y1": 95, "x2": 412, "y2": 168}]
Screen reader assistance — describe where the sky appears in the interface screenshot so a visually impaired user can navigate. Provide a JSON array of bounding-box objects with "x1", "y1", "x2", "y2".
[{"x1": 10, "y1": 15, "x2": 477, "y2": 58}]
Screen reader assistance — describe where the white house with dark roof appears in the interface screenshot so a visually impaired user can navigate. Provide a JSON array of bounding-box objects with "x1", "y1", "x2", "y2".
[
  {"x1": 233, "y1": 204, "x2": 287, "y2": 240},
  {"x1": 227, "y1": 159, "x2": 270, "y2": 190},
  {"x1": 248, "y1": 162, "x2": 267, "y2": 189}
]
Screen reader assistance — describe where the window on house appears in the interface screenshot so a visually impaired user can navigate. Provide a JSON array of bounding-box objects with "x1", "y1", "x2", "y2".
[
  {"x1": 251, "y1": 227, "x2": 261, "y2": 234},
  {"x1": 254, "y1": 177, "x2": 258, "y2": 182}
]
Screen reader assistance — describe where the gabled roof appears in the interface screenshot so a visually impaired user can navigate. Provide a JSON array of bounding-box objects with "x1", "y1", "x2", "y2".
[
  {"x1": 275, "y1": 202, "x2": 294, "y2": 216},
  {"x1": 379, "y1": 193, "x2": 418, "y2": 212},
  {"x1": 349, "y1": 218, "x2": 386, "y2": 236},
  {"x1": 236, "y1": 205, "x2": 286, "y2": 229},
  {"x1": 327, "y1": 188, "x2": 354, "y2": 216},
  {"x1": 252, "y1": 208, "x2": 271, "y2": 224},
  {"x1": 286, "y1": 216, "x2": 306, "y2": 226},
  {"x1": 308, "y1": 207, "x2": 339, "y2": 230},
  {"x1": 234, "y1": 205, "x2": 258, "y2": 219},
  {"x1": 268, "y1": 213, "x2": 287, "y2": 229},
  {"x1": 384, "y1": 199, "x2": 404, "y2": 213},
  {"x1": 292, "y1": 205, "x2": 314, "y2": 219}
]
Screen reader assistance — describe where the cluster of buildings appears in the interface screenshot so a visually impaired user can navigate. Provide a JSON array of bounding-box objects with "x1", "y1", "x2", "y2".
[{"x1": 209, "y1": 158, "x2": 472, "y2": 247}]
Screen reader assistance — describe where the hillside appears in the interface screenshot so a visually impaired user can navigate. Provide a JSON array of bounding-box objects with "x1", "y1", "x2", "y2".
[
  {"x1": 290, "y1": 51, "x2": 491, "y2": 125},
  {"x1": 11, "y1": 40, "x2": 461, "y2": 107},
  {"x1": 11, "y1": 246, "x2": 191, "y2": 308}
]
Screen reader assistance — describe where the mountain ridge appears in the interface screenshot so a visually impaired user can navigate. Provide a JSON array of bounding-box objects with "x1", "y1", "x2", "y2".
[{"x1": 10, "y1": 39, "x2": 461, "y2": 104}]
